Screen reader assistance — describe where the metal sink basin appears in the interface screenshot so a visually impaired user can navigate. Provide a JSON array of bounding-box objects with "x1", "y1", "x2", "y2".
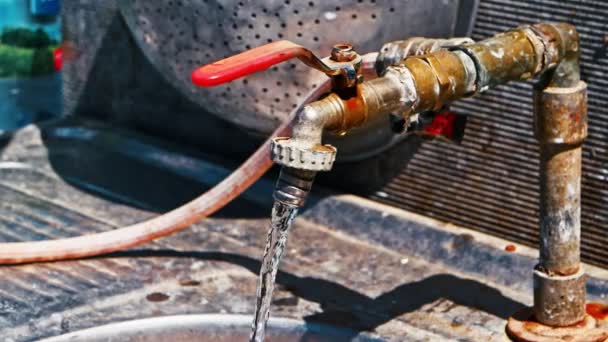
[{"x1": 40, "y1": 314, "x2": 384, "y2": 342}]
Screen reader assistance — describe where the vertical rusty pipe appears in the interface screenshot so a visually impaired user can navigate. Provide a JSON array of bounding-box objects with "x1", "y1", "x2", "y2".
[
  {"x1": 533, "y1": 81, "x2": 587, "y2": 326},
  {"x1": 528, "y1": 23, "x2": 588, "y2": 327},
  {"x1": 456, "y1": 22, "x2": 589, "y2": 327}
]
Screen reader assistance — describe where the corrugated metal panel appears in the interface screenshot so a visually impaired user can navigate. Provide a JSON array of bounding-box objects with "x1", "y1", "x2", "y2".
[{"x1": 372, "y1": 0, "x2": 608, "y2": 268}]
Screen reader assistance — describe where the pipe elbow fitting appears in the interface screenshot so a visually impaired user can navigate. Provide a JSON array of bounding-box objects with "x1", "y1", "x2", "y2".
[
  {"x1": 534, "y1": 81, "x2": 587, "y2": 146},
  {"x1": 291, "y1": 102, "x2": 336, "y2": 149},
  {"x1": 528, "y1": 23, "x2": 581, "y2": 87},
  {"x1": 271, "y1": 101, "x2": 339, "y2": 172}
]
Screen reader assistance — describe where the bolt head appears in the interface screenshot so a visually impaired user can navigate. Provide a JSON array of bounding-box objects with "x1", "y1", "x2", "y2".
[{"x1": 331, "y1": 43, "x2": 357, "y2": 62}]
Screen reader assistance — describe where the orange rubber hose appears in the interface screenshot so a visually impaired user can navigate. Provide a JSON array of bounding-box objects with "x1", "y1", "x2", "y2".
[{"x1": 0, "y1": 81, "x2": 332, "y2": 264}]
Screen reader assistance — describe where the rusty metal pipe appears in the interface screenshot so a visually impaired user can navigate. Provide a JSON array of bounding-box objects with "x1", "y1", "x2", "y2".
[
  {"x1": 532, "y1": 23, "x2": 586, "y2": 327},
  {"x1": 301, "y1": 23, "x2": 582, "y2": 134},
  {"x1": 533, "y1": 76, "x2": 587, "y2": 327},
  {"x1": 294, "y1": 22, "x2": 586, "y2": 329},
  {"x1": 315, "y1": 23, "x2": 578, "y2": 124}
]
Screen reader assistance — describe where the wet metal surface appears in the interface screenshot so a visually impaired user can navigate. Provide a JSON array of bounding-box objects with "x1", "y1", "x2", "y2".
[
  {"x1": 0, "y1": 121, "x2": 607, "y2": 341},
  {"x1": 42, "y1": 314, "x2": 383, "y2": 342}
]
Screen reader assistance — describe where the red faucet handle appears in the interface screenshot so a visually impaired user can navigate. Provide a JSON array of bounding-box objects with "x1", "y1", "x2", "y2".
[
  {"x1": 191, "y1": 40, "x2": 320, "y2": 87},
  {"x1": 422, "y1": 110, "x2": 468, "y2": 143}
]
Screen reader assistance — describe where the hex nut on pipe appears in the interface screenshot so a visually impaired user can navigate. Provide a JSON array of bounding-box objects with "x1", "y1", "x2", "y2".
[
  {"x1": 271, "y1": 137, "x2": 337, "y2": 172},
  {"x1": 534, "y1": 267, "x2": 586, "y2": 326}
]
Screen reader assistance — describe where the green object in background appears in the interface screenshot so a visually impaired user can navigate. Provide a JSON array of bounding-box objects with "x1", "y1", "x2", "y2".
[
  {"x1": 0, "y1": 44, "x2": 55, "y2": 77},
  {"x1": 0, "y1": 27, "x2": 56, "y2": 77},
  {"x1": 1, "y1": 26, "x2": 55, "y2": 48},
  {"x1": 31, "y1": 46, "x2": 54, "y2": 75}
]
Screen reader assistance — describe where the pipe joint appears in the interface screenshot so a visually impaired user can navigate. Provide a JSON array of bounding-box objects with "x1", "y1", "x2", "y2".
[
  {"x1": 534, "y1": 81, "x2": 588, "y2": 146},
  {"x1": 455, "y1": 29, "x2": 540, "y2": 91},
  {"x1": 402, "y1": 50, "x2": 473, "y2": 112},
  {"x1": 375, "y1": 36, "x2": 474, "y2": 76},
  {"x1": 271, "y1": 101, "x2": 339, "y2": 172},
  {"x1": 534, "y1": 267, "x2": 587, "y2": 326},
  {"x1": 273, "y1": 167, "x2": 316, "y2": 207},
  {"x1": 528, "y1": 23, "x2": 581, "y2": 87},
  {"x1": 450, "y1": 23, "x2": 580, "y2": 93}
]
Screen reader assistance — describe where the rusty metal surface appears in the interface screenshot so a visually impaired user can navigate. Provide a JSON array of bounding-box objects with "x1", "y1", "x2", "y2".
[
  {"x1": 371, "y1": 0, "x2": 608, "y2": 271},
  {"x1": 507, "y1": 308, "x2": 608, "y2": 342},
  {"x1": 535, "y1": 82, "x2": 587, "y2": 278},
  {"x1": 533, "y1": 268, "x2": 587, "y2": 326},
  {"x1": 460, "y1": 29, "x2": 539, "y2": 89},
  {"x1": 531, "y1": 22, "x2": 582, "y2": 88},
  {"x1": 530, "y1": 81, "x2": 588, "y2": 327}
]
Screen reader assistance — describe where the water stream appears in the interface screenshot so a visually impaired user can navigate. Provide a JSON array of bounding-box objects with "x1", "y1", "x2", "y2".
[{"x1": 249, "y1": 200, "x2": 299, "y2": 342}]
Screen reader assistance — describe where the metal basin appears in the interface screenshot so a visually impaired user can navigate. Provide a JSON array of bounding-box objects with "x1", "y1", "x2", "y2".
[{"x1": 40, "y1": 314, "x2": 384, "y2": 342}]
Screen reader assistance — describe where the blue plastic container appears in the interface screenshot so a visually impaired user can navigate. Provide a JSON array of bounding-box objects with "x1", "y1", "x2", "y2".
[{"x1": 30, "y1": 0, "x2": 61, "y2": 17}]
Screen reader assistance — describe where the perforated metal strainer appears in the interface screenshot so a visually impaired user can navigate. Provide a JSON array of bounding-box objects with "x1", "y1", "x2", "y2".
[{"x1": 119, "y1": 0, "x2": 472, "y2": 159}]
